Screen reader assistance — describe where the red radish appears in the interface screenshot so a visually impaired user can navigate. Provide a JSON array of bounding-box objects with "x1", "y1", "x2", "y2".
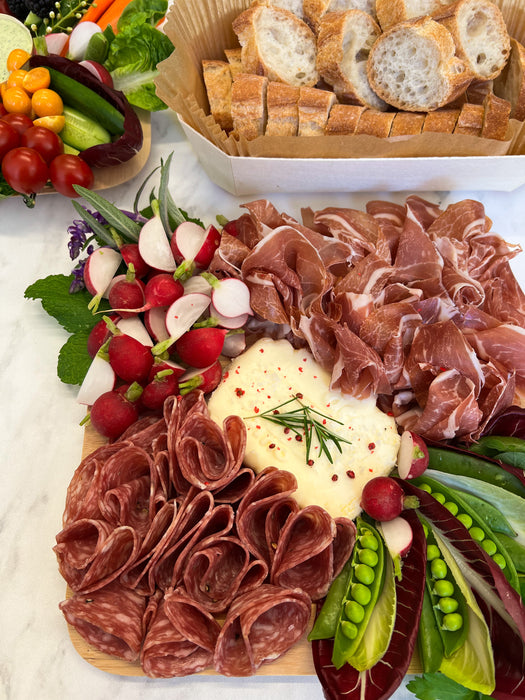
[
  {"x1": 116, "y1": 316, "x2": 153, "y2": 347},
  {"x1": 378, "y1": 516, "x2": 414, "y2": 580},
  {"x1": 89, "y1": 383, "x2": 143, "y2": 439},
  {"x1": 120, "y1": 243, "x2": 150, "y2": 278},
  {"x1": 144, "y1": 306, "x2": 169, "y2": 342},
  {"x1": 87, "y1": 313, "x2": 120, "y2": 358},
  {"x1": 397, "y1": 430, "x2": 429, "y2": 480},
  {"x1": 183, "y1": 275, "x2": 212, "y2": 296},
  {"x1": 210, "y1": 302, "x2": 248, "y2": 329},
  {"x1": 171, "y1": 222, "x2": 221, "y2": 268},
  {"x1": 153, "y1": 292, "x2": 211, "y2": 355},
  {"x1": 221, "y1": 331, "x2": 246, "y2": 357},
  {"x1": 143, "y1": 273, "x2": 184, "y2": 309},
  {"x1": 201, "y1": 273, "x2": 252, "y2": 318},
  {"x1": 148, "y1": 358, "x2": 185, "y2": 382},
  {"x1": 108, "y1": 265, "x2": 146, "y2": 318},
  {"x1": 360, "y1": 476, "x2": 419, "y2": 522},
  {"x1": 83, "y1": 247, "x2": 122, "y2": 309},
  {"x1": 79, "y1": 60, "x2": 114, "y2": 87},
  {"x1": 178, "y1": 360, "x2": 223, "y2": 395},
  {"x1": 45, "y1": 33, "x2": 69, "y2": 55},
  {"x1": 175, "y1": 327, "x2": 227, "y2": 368},
  {"x1": 108, "y1": 333, "x2": 154, "y2": 384},
  {"x1": 67, "y1": 21, "x2": 102, "y2": 60},
  {"x1": 141, "y1": 370, "x2": 179, "y2": 410},
  {"x1": 138, "y1": 208, "x2": 176, "y2": 272},
  {"x1": 77, "y1": 354, "x2": 116, "y2": 406}
]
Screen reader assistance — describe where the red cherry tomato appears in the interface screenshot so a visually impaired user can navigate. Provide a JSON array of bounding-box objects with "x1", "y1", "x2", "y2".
[
  {"x1": 21, "y1": 125, "x2": 63, "y2": 165},
  {"x1": 2, "y1": 147, "x2": 49, "y2": 195},
  {"x1": 1, "y1": 112, "x2": 33, "y2": 135},
  {"x1": 49, "y1": 154, "x2": 94, "y2": 197},
  {"x1": 0, "y1": 104, "x2": 7, "y2": 117},
  {"x1": 0, "y1": 120, "x2": 20, "y2": 161}
]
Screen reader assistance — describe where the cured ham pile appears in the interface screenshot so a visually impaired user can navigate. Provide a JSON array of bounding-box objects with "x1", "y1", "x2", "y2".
[
  {"x1": 56, "y1": 392, "x2": 355, "y2": 677},
  {"x1": 212, "y1": 195, "x2": 524, "y2": 441}
]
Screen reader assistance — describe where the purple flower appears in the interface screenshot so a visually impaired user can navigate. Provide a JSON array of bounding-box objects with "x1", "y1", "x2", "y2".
[{"x1": 67, "y1": 209, "x2": 107, "y2": 260}]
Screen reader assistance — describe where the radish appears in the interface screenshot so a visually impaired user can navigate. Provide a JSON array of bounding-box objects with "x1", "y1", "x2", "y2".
[
  {"x1": 148, "y1": 358, "x2": 186, "y2": 382},
  {"x1": 360, "y1": 476, "x2": 419, "y2": 522},
  {"x1": 201, "y1": 273, "x2": 252, "y2": 318},
  {"x1": 108, "y1": 265, "x2": 146, "y2": 318},
  {"x1": 144, "y1": 306, "x2": 169, "y2": 343},
  {"x1": 210, "y1": 302, "x2": 249, "y2": 329},
  {"x1": 221, "y1": 331, "x2": 246, "y2": 357},
  {"x1": 83, "y1": 247, "x2": 122, "y2": 311},
  {"x1": 143, "y1": 274, "x2": 184, "y2": 310},
  {"x1": 89, "y1": 382, "x2": 143, "y2": 440},
  {"x1": 45, "y1": 33, "x2": 69, "y2": 56},
  {"x1": 175, "y1": 327, "x2": 227, "y2": 368},
  {"x1": 116, "y1": 316, "x2": 153, "y2": 347},
  {"x1": 183, "y1": 275, "x2": 212, "y2": 296},
  {"x1": 108, "y1": 333, "x2": 154, "y2": 385},
  {"x1": 141, "y1": 370, "x2": 179, "y2": 410},
  {"x1": 138, "y1": 204, "x2": 176, "y2": 273},
  {"x1": 79, "y1": 60, "x2": 114, "y2": 87},
  {"x1": 178, "y1": 360, "x2": 223, "y2": 395},
  {"x1": 87, "y1": 313, "x2": 120, "y2": 358},
  {"x1": 378, "y1": 517, "x2": 414, "y2": 580},
  {"x1": 77, "y1": 353, "x2": 116, "y2": 406},
  {"x1": 120, "y1": 243, "x2": 150, "y2": 278},
  {"x1": 171, "y1": 222, "x2": 221, "y2": 268},
  {"x1": 397, "y1": 430, "x2": 429, "y2": 480},
  {"x1": 152, "y1": 292, "x2": 211, "y2": 356},
  {"x1": 67, "y1": 21, "x2": 102, "y2": 61}
]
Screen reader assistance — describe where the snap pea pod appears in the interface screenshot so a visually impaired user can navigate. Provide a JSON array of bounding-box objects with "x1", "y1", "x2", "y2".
[
  {"x1": 427, "y1": 446, "x2": 525, "y2": 499},
  {"x1": 446, "y1": 490, "x2": 516, "y2": 538},
  {"x1": 496, "y1": 533, "x2": 525, "y2": 574},
  {"x1": 417, "y1": 582, "x2": 444, "y2": 673},
  {"x1": 497, "y1": 452, "x2": 525, "y2": 469},
  {"x1": 468, "y1": 435, "x2": 525, "y2": 457},
  {"x1": 331, "y1": 518, "x2": 386, "y2": 669},
  {"x1": 308, "y1": 556, "x2": 353, "y2": 641},
  {"x1": 414, "y1": 475, "x2": 520, "y2": 592}
]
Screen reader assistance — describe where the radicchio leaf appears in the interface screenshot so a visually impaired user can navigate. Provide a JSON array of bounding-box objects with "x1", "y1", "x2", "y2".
[
  {"x1": 482, "y1": 406, "x2": 525, "y2": 440},
  {"x1": 312, "y1": 510, "x2": 426, "y2": 700}
]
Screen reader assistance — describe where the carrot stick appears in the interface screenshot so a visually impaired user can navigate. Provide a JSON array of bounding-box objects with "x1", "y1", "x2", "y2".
[
  {"x1": 79, "y1": 0, "x2": 116, "y2": 24},
  {"x1": 96, "y1": 0, "x2": 135, "y2": 31}
]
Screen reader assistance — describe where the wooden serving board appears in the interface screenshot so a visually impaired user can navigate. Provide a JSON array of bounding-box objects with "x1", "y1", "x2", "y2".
[{"x1": 66, "y1": 424, "x2": 422, "y2": 677}]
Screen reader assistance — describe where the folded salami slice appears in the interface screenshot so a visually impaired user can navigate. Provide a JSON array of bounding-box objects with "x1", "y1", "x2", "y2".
[
  {"x1": 214, "y1": 584, "x2": 312, "y2": 676},
  {"x1": 59, "y1": 581, "x2": 146, "y2": 662},
  {"x1": 141, "y1": 590, "x2": 220, "y2": 677}
]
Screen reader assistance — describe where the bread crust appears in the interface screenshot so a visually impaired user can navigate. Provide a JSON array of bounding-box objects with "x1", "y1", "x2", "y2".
[
  {"x1": 304, "y1": 0, "x2": 377, "y2": 33},
  {"x1": 265, "y1": 81, "x2": 300, "y2": 136},
  {"x1": 454, "y1": 102, "x2": 484, "y2": 134},
  {"x1": 298, "y1": 86, "x2": 338, "y2": 135},
  {"x1": 224, "y1": 48, "x2": 243, "y2": 80},
  {"x1": 325, "y1": 103, "x2": 366, "y2": 133},
  {"x1": 354, "y1": 109, "x2": 396, "y2": 136},
  {"x1": 202, "y1": 59, "x2": 233, "y2": 132},
  {"x1": 231, "y1": 73, "x2": 269, "y2": 140},
  {"x1": 422, "y1": 108, "x2": 460, "y2": 132},
  {"x1": 481, "y1": 92, "x2": 511, "y2": 140},
  {"x1": 493, "y1": 37, "x2": 525, "y2": 121},
  {"x1": 376, "y1": 0, "x2": 455, "y2": 31},
  {"x1": 389, "y1": 110, "x2": 426, "y2": 135}
]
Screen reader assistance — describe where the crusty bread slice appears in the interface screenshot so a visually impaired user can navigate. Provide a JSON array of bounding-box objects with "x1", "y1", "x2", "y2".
[
  {"x1": 231, "y1": 73, "x2": 269, "y2": 140},
  {"x1": 224, "y1": 48, "x2": 243, "y2": 79},
  {"x1": 232, "y1": 1, "x2": 318, "y2": 87},
  {"x1": 317, "y1": 9, "x2": 387, "y2": 111},
  {"x1": 355, "y1": 109, "x2": 396, "y2": 136},
  {"x1": 202, "y1": 60, "x2": 234, "y2": 132},
  {"x1": 298, "y1": 86, "x2": 338, "y2": 135},
  {"x1": 265, "y1": 81, "x2": 301, "y2": 135},
  {"x1": 466, "y1": 79, "x2": 493, "y2": 104},
  {"x1": 481, "y1": 92, "x2": 511, "y2": 139},
  {"x1": 303, "y1": 0, "x2": 377, "y2": 32},
  {"x1": 454, "y1": 102, "x2": 484, "y2": 134},
  {"x1": 367, "y1": 16, "x2": 472, "y2": 111},
  {"x1": 389, "y1": 110, "x2": 426, "y2": 135},
  {"x1": 493, "y1": 37, "x2": 525, "y2": 121},
  {"x1": 422, "y1": 108, "x2": 460, "y2": 132},
  {"x1": 376, "y1": 0, "x2": 455, "y2": 31},
  {"x1": 433, "y1": 0, "x2": 510, "y2": 80},
  {"x1": 325, "y1": 103, "x2": 366, "y2": 133}
]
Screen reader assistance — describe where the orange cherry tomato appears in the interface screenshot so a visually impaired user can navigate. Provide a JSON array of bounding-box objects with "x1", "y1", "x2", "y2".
[
  {"x1": 6, "y1": 49, "x2": 31, "y2": 73},
  {"x1": 7, "y1": 69, "x2": 28, "y2": 90},
  {"x1": 31, "y1": 88, "x2": 63, "y2": 117},
  {"x1": 3, "y1": 87, "x2": 32, "y2": 115},
  {"x1": 22, "y1": 67, "x2": 50, "y2": 94},
  {"x1": 0, "y1": 82, "x2": 8, "y2": 100},
  {"x1": 32, "y1": 115, "x2": 66, "y2": 133}
]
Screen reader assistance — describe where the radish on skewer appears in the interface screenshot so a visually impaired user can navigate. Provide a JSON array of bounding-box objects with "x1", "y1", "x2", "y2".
[
  {"x1": 138, "y1": 202, "x2": 177, "y2": 273},
  {"x1": 201, "y1": 273, "x2": 252, "y2": 318},
  {"x1": 397, "y1": 430, "x2": 429, "y2": 479},
  {"x1": 84, "y1": 247, "x2": 122, "y2": 311},
  {"x1": 171, "y1": 222, "x2": 221, "y2": 269}
]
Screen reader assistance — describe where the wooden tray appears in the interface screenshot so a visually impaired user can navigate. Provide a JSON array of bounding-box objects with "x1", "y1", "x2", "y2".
[{"x1": 65, "y1": 424, "x2": 422, "y2": 677}]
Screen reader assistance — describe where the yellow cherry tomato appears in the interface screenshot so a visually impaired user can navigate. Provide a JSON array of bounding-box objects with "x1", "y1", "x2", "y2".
[
  {"x1": 0, "y1": 82, "x2": 7, "y2": 100},
  {"x1": 32, "y1": 115, "x2": 66, "y2": 133},
  {"x1": 6, "y1": 49, "x2": 31, "y2": 73},
  {"x1": 31, "y1": 88, "x2": 63, "y2": 117},
  {"x1": 22, "y1": 67, "x2": 50, "y2": 94},
  {"x1": 7, "y1": 69, "x2": 28, "y2": 90},
  {"x1": 3, "y1": 86, "x2": 32, "y2": 115}
]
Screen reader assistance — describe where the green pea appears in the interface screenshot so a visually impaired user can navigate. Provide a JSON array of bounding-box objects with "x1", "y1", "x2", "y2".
[
  {"x1": 481, "y1": 539, "x2": 498, "y2": 557},
  {"x1": 354, "y1": 563, "x2": 375, "y2": 585},
  {"x1": 493, "y1": 552, "x2": 507, "y2": 570},
  {"x1": 457, "y1": 513, "x2": 473, "y2": 529},
  {"x1": 351, "y1": 583, "x2": 372, "y2": 606},
  {"x1": 433, "y1": 492, "x2": 446, "y2": 504},
  {"x1": 358, "y1": 548, "x2": 379, "y2": 567},
  {"x1": 469, "y1": 526, "x2": 485, "y2": 542},
  {"x1": 359, "y1": 534, "x2": 378, "y2": 551},
  {"x1": 433, "y1": 579, "x2": 455, "y2": 597},
  {"x1": 442, "y1": 613, "x2": 463, "y2": 631},
  {"x1": 436, "y1": 597, "x2": 459, "y2": 614},
  {"x1": 345, "y1": 600, "x2": 365, "y2": 624},
  {"x1": 430, "y1": 558, "x2": 448, "y2": 580},
  {"x1": 444, "y1": 501, "x2": 458, "y2": 515},
  {"x1": 418, "y1": 483, "x2": 433, "y2": 494},
  {"x1": 341, "y1": 620, "x2": 358, "y2": 640},
  {"x1": 426, "y1": 544, "x2": 441, "y2": 561}
]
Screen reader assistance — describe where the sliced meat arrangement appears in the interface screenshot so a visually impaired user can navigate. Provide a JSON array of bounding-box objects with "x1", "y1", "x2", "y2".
[{"x1": 55, "y1": 391, "x2": 355, "y2": 677}]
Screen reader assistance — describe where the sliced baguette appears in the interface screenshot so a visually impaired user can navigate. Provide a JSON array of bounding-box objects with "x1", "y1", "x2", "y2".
[
  {"x1": 481, "y1": 92, "x2": 511, "y2": 140},
  {"x1": 230, "y1": 73, "x2": 269, "y2": 140},
  {"x1": 317, "y1": 9, "x2": 387, "y2": 111},
  {"x1": 454, "y1": 102, "x2": 484, "y2": 134},
  {"x1": 355, "y1": 109, "x2": 396, "y2": 136},
  {"x1": 325, "y1": 103, "x2": 366, "y2": 133},
  {"x1": 433, "y1": 0, "x2": 510, "y2": 80},
  {"x1": 265, "y1": 81, "x2": 301, "y2": 136},
  {"x1": 298, "y1": 86, "x2": 338, "y2": 135},
  {"x1": 422, "y1": 108, "x2": 460, "y2": 132},
  {"x1": 466, "y1": 79, "x2": 493, "y2": 104},
  {"x1": 303, "y1": 0, "x2": 377, "y2": 32},
  {"x1": 389, "y1": 110, "x2": 426, "y2": 135},
  {"x1": 232, "y1": 1, "x2": 318, "y2": 87},
  {"x1": 367, "y1": 16, "x2": 472, "y2": 111},
  {"x1": 493, "y1": 37, "x2": 525, "y2": 121},
  {"x1": 224, "y1": 48, "x2": 243, "y2": 79},
  {"x1": 376, "y1": 0, "x2": 455, "y2": 31},
  {"x1": 202, "y1": 59, "x2": 234, "y2": 132}
]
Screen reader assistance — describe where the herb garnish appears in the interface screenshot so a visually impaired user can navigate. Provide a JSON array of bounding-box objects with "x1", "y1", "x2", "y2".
[{"x1": 246, "y1": 395, "x2": 351, "y2": 465}]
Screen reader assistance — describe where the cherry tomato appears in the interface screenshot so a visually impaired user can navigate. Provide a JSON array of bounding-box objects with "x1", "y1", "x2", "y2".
[
  {"x1": 32, "y1": 115, "x2": 66, "y2": 134},
  {"x1": 0, "y1": 120, "x2": 20, "y2": 161},
  {"x1": 22, "y1": 67, "x2": 50, "y2": 94},
  {"x1": 6, "y1": 49, "x2": 31, "y2": 73},
  {"x1": 21, "y1": 126, "x2": 63, "y2": 165},
  {"x1": 2, "y1": 147, "x2": 49, "y2": 195},
  {"x1": 1, "y1": 112, "x2": 33, "y2": 135},
  {"x1": 31, "y1": 88, "x2": 63, "y2": 117},
  {"x1": 0, "y1": 103, "x2": 8, "y2": 117},
  {"x1": 3, "y1": 86, "x2": 32, "y2": 115},
  {"x1": 49, "y1": 154, "x2": 94, "y2": 197},
  {"x1": 6, "y1": 69, "x2": 28, "y2": 90}
]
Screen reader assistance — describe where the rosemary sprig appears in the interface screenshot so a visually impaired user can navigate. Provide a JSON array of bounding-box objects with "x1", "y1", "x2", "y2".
[{"x1": 246, "y1": 395, "x2": 351, "y2": 465}]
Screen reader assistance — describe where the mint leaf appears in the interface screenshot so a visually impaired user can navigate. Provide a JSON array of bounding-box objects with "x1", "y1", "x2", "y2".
[
  {"x1": 25, "y1": 274, "x2": 108, "y2": 334},
  {"x1": 406, "y1": 674, "x2": 492, "y2": 700},
  {"x1": 57, "y1": 332, "x2": 93, "y2": 386}
]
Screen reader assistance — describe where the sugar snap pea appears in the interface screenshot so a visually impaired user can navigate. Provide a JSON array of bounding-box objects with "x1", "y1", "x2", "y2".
[
  {"x1": 308, "y1": 556, "x2": 353, "y2": 641},
  {"x1": 496, "y1": 533, "x2": 525, "y2": 575},
  {"x1": 469, "y1": 435, "x2": 525, "y2": 457},
  {"x1": 417, "y1": 583, "x2": 444, "y2": 673},
  {"x1": 449, "y1": 490, "x2": 516, "y2": 537}
]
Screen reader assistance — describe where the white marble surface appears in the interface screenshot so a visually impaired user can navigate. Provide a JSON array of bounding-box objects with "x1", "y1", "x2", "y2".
[{"x1": 1, "y1": 110, "x2": 524, "y2": 700}]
